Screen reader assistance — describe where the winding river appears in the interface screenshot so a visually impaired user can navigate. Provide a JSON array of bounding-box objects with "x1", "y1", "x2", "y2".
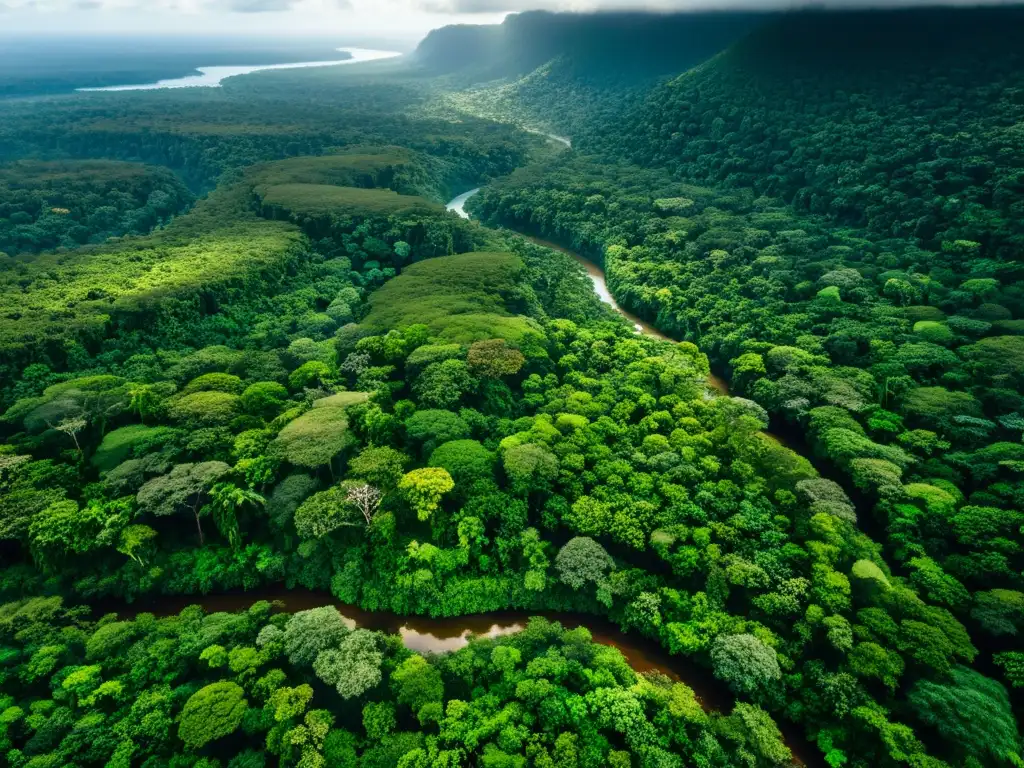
[
  {"x1": 94, "y1": 180, "x2": 814, "y2": 765},
  {"x1": 114, "y1": 588, "x2": 724, "y2": 706},
  {"x1": 427, "y1": 188, "x2": 817, "y2": 764},
  {"x1": 112, "y1": 587, "x2": 814, "y2": 765},
  {"x1": 445, "y1": 187, "x2": 733, "y2": 396},
  {"x1": 77, "y1": 48, "x2": 402, "y2": 92}
]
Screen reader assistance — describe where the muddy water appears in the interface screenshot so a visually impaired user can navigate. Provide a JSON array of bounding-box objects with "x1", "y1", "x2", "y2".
[
  {"x1": 706, "y1": 373, "x2": 730, "y2": 395},
  {"x1": 115, "y1": 588, "x2": 719, "y2": 703},
  {"x1": 112, "y1": 587, "x2": 815, "y2": 765}
]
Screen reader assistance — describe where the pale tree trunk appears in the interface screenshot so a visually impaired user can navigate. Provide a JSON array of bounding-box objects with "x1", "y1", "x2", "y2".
[{"x1": 191, "y1": 500, "x2": 205, "y2": 546}]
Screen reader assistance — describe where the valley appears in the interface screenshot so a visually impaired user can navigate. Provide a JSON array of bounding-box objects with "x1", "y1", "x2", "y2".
[{"x1": 0, "y1": 7, "x2": 1022, "y2": 768}]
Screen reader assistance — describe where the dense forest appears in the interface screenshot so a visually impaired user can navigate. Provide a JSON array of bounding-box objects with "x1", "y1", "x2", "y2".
[
  {"x1": 470, "y1": 9, "x2": 1024, "y2": 678},
  {"x1": 0, "y1": 70, "x2": 528, "y2": 192},
  {"x1": 585, "y1": 7, "x2": 1024, "y2": 256},
  {"x1": 0, "y1": 161, "x2": 193, "y2": 255},
  {"x1": 1, "y1": 6, "x2": 1023, "y2": 768},
  {"x1": 423, "y1": 11, "x2": 765, "y2": 141}
]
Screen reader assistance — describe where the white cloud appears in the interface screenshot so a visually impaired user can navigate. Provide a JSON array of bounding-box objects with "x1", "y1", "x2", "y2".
[
  {"x1": 421, "y1": 0, "x2": 1024, "y2": 9},
  {"x1": 0, "y1": 0, "x2": 503, "y2": 36},
  {"x1": 1, "y1": 0, "x2": 1018, "y2": 36}
]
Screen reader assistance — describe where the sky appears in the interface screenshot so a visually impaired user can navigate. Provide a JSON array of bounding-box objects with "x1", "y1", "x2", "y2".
[
  {"x1": 0, "y1": 0, "x2": 1016, "y2": 40},
  {"x1": 0, "y1": 0, "x2": 505, "y2": 40}
]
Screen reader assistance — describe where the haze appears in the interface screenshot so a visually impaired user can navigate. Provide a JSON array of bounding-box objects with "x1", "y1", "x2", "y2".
[{"x1": 1, "y1": 0, "x2": 1019, "y2": 38}]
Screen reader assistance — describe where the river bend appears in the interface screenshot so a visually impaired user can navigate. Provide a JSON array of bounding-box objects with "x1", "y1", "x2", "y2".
[{"x1": 445, "y1": 187, "x2": 732, "y2": 396}]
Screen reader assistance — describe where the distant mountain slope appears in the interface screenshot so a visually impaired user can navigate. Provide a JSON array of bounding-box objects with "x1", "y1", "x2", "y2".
[
  {"x1": 589, "y1": 7, "x2": 1024, "y2": 257},
  {"x1": 414, "y1": 10, "x2": 767, "y2": 82},
  {"x1": 422, "y1": 10, "x2": 770, "y2": 139}
]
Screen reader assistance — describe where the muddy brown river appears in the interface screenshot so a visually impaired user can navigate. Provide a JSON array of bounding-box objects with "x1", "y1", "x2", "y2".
[
  {"x1": 112, "y1": 587, "x2": 815, "y2": 766},
  {"x1": 109, "y1": 188, "x2": 820, "y2": 766}
]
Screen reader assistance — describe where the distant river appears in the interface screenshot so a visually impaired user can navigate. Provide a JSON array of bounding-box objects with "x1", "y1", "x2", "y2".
[
  {"x1": 76, "y1": 47, "x2": 402, "y2": 92},
  {"x1": 528, "y1": 128, "x2": 572, "y2": 148},
  {"x1": 447, "y1": 186, "x2": 669, "y2": 341},
  {"x1": 446, "y1": 186, "x2": 733, "y2": 397}
]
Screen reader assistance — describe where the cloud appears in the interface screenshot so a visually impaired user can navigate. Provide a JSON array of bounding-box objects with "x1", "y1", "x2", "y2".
[
  {"x1": 419, "y1": 0, "x2": 558, "y2": 10},
  {"x1": 208, "y1": 0, "x2": 350, "y2": 11},
  {"x1": 419, "y1": 0, "x2": 1024, "y2": 13},
  {"x1": 222, "y1": 0, "x2": 294, "y2": 9},
  {"x1": 5, "y1": 0, "x2": 1017, "y2": 35},
  {"x1": 2, "y1": 0, "x2": 354, "y2": 12}
]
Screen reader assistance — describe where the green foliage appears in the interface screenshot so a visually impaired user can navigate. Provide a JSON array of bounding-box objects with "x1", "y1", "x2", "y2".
[
  {"x1": 241, "y1": 382, "x2": 290, "y2": 418},
  {"x1": 502, "y1": 443, "x2": 559, "y2": 497},
  {"x1": 283, "y1": 607, "x2": 351, "y2": 667},
  {"x1": 261, "y1": 184, "x2": 442, "y2": 219},
  {"x1": 0, "y1": 160, "x2": 192, "y2": 255},
  {"x1": 248, "y1": 148, "x2": 446, "y2": 199},
  {"x1": 271, "y1": 403, "x2": 352, "y2": 470},
  {"x1": 178, "y1": 682, "x2": 248, "y2": 749},
  {"x1": 0, "y1": 216, "x2": 304, "y2": 384},
  {"x1": 0, "y1": 607, "x2": 791, "y2": 768},
  {"x1": 0, "y1": 21, "x2": 1019, "y2": 767},
  {"x1": 555, "y1": 537, "x2": 614, "y2": 593},
  {"x1": 92, "y1": 425, "x2": 176, "y2": 474},
  {"x1": 136, "y1": 462, "x2": 229, "y2": 516},
  {"x1": 971, "y1": 590, "x2": 1024, "y2": 637},
  {"x1": 405, "y1": 410, "x2": 471, "y2": 455},
  {"x1": 398, "y1": 467, "x2": 454, "y2": 521},
  {"x1": 362, "y1": 252, "x2": 540, "y2": 344},
  {"x1": 313, "y1": 629, "x2": 384, "y2": 699},
  {"x1": 467, "y1": 338, "x2": 526, "y2": 378},
  {"x1": 293, "y1": 486, "x2": 362, "y2": 539},
  {"x1": 468, "y1": 11, "x2": 1024, "y2": 707},
  {"x1": 265, "y1": 474, "x2": 319, "y2": 532},
  {"x1": 907, "y1": 666, "x2": 1020, "y2": 765},
  {"x1": 362, "y1": 702, "x2": 396, "y2": 741},
  {"x1": 428, "y1": 440, "x2": 494, "y2": 490},
  {"x1": 168, "y1": 391, "x2": 240, "y2": 428},
  {"x1": 711, "y1": 633, "x2": 781, "y2": 698},
  {"x1": 348, "y1": 446, "x2": 409, "y2": 490},
  {"x1": 391, "y1": 655, "x2": 443, "y2": 714}
]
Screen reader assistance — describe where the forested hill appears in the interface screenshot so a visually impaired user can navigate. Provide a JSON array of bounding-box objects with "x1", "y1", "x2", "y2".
[
  {"x1": 585, "y1": 6, "x2": 1024, "y2": 257},
  {"x1": 414, "y1": 10, "x2": 768, "y2": 82},
  {"x1": 0, "y1": 160, "x2": 193, "y2": 255}
]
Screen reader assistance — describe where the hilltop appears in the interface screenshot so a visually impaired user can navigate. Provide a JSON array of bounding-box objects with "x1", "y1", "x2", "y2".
[
  {"x1": 419, "y1": 10, "x2": 769, "y2": 136},
  {"x1": 588, "y1": 6, "x2": 1024, "y2": 255},
  {"x1": 414, "y1": 10, "x2": 766, "y2": 82}
]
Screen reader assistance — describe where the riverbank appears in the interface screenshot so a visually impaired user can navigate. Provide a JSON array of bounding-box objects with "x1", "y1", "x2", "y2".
[
  {"x1": 77, "y1": 47, "x2": 402, "y2": 91},
  {"x1": 445, "y1": 188, "x2": 667, "y2": 338},
  {"x1": 445, "y1": 189, "x2": 741, "y2": 395},
  {"x1": 103, "y1": 587, "x2": 725, "y2": 705},
  {"x1": 99, "y1": 585, "x2": 817, "y2": 766}
]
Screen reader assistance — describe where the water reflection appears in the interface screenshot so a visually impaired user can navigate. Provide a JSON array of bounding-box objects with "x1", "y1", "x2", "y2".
[
  {"x1": 78, "y1": 48, "x2": 402, "y2": 91},
  {"x1": 108, "y1": 587, "x2": 815, "y2": 765}
]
